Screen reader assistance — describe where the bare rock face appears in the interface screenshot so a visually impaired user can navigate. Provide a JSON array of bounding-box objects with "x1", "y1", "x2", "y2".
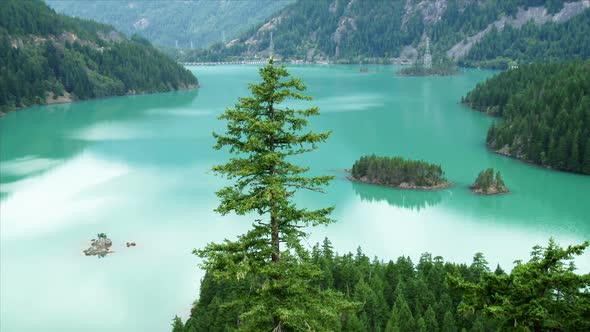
[{"x1": 83, "y1": 236, "x2": 113, "y2": 256}]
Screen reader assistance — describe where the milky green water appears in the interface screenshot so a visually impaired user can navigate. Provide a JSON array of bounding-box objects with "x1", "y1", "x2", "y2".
[{"x1": 1, "y1": 65, "x2": 589, "y2": 331}]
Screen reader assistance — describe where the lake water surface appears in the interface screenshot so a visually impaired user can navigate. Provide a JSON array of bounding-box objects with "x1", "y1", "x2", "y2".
[{"x1": 1, "y1": 65, "x2": 589, "y2": 331}]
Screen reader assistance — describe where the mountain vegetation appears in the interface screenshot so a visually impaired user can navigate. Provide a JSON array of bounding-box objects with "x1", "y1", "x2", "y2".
[
  {"x1": 175, "y1": 238, "x2": 590, "y2": 331},
  {"x1": 463, "y1": 61, "x2": 590, "y2": 174},
  {"x1": 470, "y1": 168, "x2": 508, "y2": 194},
  {"x1": 350, "y1": 155, "x2": 449, "y2": 189},
  {"x1": 179, "y1": 0, "x2": 590, "y2": 64},
  {"x1": 46, "y1": 0, "x2": 293, "y2": 49},
  {"x1": 461, "y1": 9, "x2": 590, "y2": 69},
  {"x1": 0, "y1": 0, "x2": 197, "y2": 114}
]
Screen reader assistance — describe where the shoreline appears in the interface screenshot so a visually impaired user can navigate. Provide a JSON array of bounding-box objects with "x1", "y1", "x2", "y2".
[
  {"x1": 490, "y1": 144, "x2": 589, "y2": 176},
  {"x1": 0, "y1": 84, "x2": 199, "y2": 117},
  {"x1": 346, "y1": 175, "x2": 454, "y2": 191},
  {"x1": 469, "y1": 186, "x2": 510, "y2": 195},
  {"x1": 463, "y1": 103, "x2": 588, "y2": 177}
]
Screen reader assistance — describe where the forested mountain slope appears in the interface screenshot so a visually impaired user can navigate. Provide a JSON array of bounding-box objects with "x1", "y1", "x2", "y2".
[
  {"x1": 0, "y1": 0, "x2": 197, "y2": 114},
  {"x1": 458, "y1": 3, "x2": 590, "y2": 68},
  {"x1": 185, "y1": 0, "x2": 590, "y2": 65},
  {"x1": 45, "y1": 0, "x2": 293, "y2": 49},
  {"x1": 463, "y1": 61, "x2": 590, "y2": 174}
]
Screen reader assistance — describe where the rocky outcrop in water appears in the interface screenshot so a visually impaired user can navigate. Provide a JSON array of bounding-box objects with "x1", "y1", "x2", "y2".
[{"x1": 83, "y1": 234, "x2": 114, "y2": 256}]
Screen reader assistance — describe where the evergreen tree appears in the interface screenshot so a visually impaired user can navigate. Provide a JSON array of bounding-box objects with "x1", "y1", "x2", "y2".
[
  {"x1": 171, "y1": 316, "x2": 184, "y2": 332},
  {"x1": 495, "y1": 171, "x2": 505, "y2": 191},
  {"x1": 386, "y1": 289, "x2": 417, "y2": 332},
  {"x1": 493, "y1": 264, "x2": 505, "y2": 276},
  {"x1": 196, "y1": 58, "x2": 352, "y2": 331},
  {"x1": 423, "y1": 306, "x2": 439, "y2": 332},
  {"x1": 442, "y1": 311, "x2": 458, "y2": 332},
  {"x1": 469, "y1": 315, "x2": 485, "y2": 332},
  {"x1": 417, "y1": 317, "x2": 428, "y2": 332}
]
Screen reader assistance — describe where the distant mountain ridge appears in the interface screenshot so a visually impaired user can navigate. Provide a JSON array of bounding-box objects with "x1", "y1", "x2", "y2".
[
  {"x1": 0, "y1": 0, "x2": 197, "y2": 114},
  {"x1": 183, "y1": 0, "x2": 590, "y2": 66},
  {"x1": 45, "y1": 0, "x2": 294, "y2": 49}
]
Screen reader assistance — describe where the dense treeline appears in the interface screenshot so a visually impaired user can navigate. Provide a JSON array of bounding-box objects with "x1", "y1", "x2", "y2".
[
  {"x1": 177, "y1": 239, "x2": 498, "y2": 331},
  {"x1": 351, "y1": 155, "x2": 448, "y2": 188},
  {"x1": 463, "y1": 61, "x2": 590, "y2": 174},
  {"x1": 461, "y1": 9, "x2": 590, "y2": 69},
  {"x1": 174, "y1": 238, "x2": 590, "y2": 331},
  {"x1": 0, "y1": 0, "x2": 197, "y2": 114}
]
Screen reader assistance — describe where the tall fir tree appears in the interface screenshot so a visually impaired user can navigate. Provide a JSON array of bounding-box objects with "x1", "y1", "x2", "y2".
[{"x1": 196, "y1": 58, "x2": 352, "y2": 331}]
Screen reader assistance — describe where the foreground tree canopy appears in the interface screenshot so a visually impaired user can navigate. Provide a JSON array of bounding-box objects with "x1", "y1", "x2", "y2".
[
  {"x1": 463, "y1": 61, "x2": 590, "y2": 175},
  {"x1": 176, "y1": 238, "x2": 590, "y2": 331},
  {"x1": 449, "y1": 239, "x2": 590, "y2": 331}
]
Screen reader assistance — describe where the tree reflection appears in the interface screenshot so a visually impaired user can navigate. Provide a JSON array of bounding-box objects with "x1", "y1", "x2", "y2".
[{"x1": 351, "y1": 180, "x2": 446, "y2": 211}]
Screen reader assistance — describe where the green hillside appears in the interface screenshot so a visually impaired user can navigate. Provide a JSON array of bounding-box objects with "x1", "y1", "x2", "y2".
[
  {"x1": 0, "y1": 0, "x2": 197, "y2": 114},
  {"x1": 45, "y1": 0, "x2": 293, "y2": 49}
]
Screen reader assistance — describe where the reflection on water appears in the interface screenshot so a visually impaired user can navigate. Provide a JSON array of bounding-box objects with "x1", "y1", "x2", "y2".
[
  {"x1": 1, "y1": 65, "x2": 589, "y2": 332},
  {"x1": 0, "y1": 89, "x2": 199, "y2": 185},
  {"x1": 351, "y1": 180, "x2": 446, "y2": 211}
]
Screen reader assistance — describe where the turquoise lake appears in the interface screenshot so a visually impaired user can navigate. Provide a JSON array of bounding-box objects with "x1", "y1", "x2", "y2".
[{"x1": 1, "y1": 65, "x2": 589, "y2": 331}]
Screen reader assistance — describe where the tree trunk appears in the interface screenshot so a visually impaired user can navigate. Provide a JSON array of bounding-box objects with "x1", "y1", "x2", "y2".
[{"x1": 271, "y1": 214, "x2": 280, "y2": 262}]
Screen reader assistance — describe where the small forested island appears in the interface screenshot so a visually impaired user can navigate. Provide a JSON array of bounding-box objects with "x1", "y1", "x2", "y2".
[
  {"x1": 470, "y1": 168, "x2": 508, "y2": 195},
  {"x1": 398, "y1": 55, "x2": 458, "y2": 77},
  {"x1": 463, "y1": 61, "x2": 590, "y2": 174},
  {"x1": 349, "y1": 155, "x2": 451, "y2": 190},
  {"x1": 0, "y1": 0, "x2": 197, "y2": 114}
]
